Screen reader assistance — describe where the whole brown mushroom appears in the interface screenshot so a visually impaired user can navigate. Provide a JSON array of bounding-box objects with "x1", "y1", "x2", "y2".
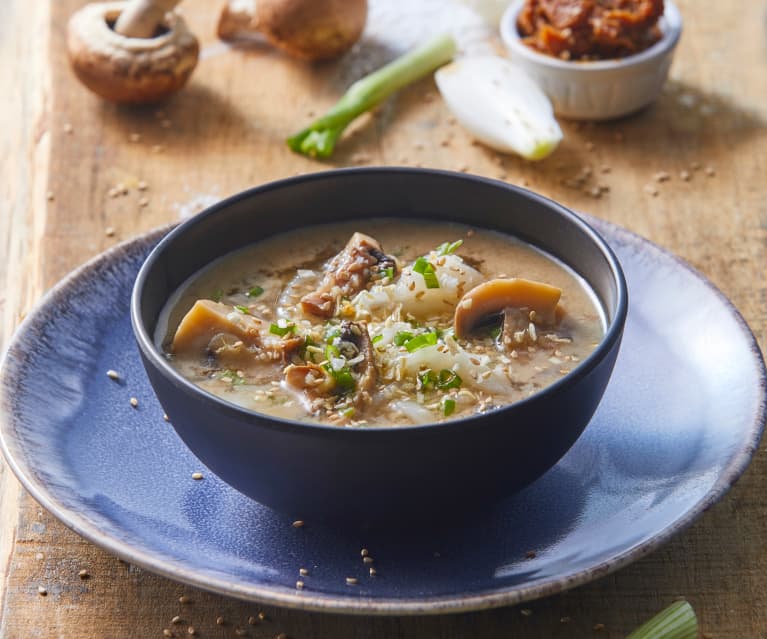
[
  {"x1": 67, "y1": 0, "x2": 199, "y2": 103},
  {"x1": 217, "y1": 0, "x2": 367, "y2": 62}
]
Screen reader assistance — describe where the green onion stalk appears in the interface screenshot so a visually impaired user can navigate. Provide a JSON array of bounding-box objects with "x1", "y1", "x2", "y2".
[
  {"x1": 287, "y1": 34, "x2": 457, "y2": 158},
  {"x1": 626, "y1": 601, "x2": 698, "y2": 639}
]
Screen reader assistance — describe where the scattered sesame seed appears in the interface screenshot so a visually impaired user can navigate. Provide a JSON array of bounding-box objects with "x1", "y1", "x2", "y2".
[
  {"x1": 235, "y1": 629, "x2": 247, "y2": 637},
  {"x1": 296, "y1": 580, "x2": 305, "y2": 590},
  {"x1": 369, "y1": 567, "x2": 377, "y2": 576},
  {"x1": 257, "y1": 611, "x2": 266, "y2": 621},
  {"x1": 599, "y1": 165, "x2": 611, "y2": 174},
  {"x1": 46, "y1": 191, "x2": 55, "y2": 201},
  {"x1": 37, "y1": 585, "x2": 47, "y2": 596},
  {"x1": 63, "y1": 123, "x2": 73, "y2": 134},
  {"x1": 360, "y1": 548, "x2": 369, "y2": 557},
  {"x1": 163, "y1": 413, "x2": 170, "y2": 422},
  {"x1": 172, "y1": 616, "x2": 182, "y2": 624},
  {"x1": 525, "y1": 550, "x2": 537, "y2": 559},
  {"x1": 178, "y1": 595, "x2": 191, "y2": 604},
  {"x1": 520, "y1": 608, "x2": 532, "y2": 617},
  {"x1": 248, "y1": 615, "x2": 258, "y2": 625},
  {"x1": 691, "y1": 161, "x2": 701, "y2": 170},
  {"x1": 137, "y1": 181, "x2": 149, "y2": 191},
  {"x1": 292, "y1": 520, "x2": 304, "y2": 528},
  {"x1": 130, "y1": 397, "x2": 139, "y2": 408},
  {"x1": 163, "y1": 630, "x2": 173, "y2": 638},
  {"x1": 560, "y1": 616, "x2": 572, "y2": 623},
  {"x1": 105, "y1": 226, "x2": 116, "y2": 237},
  {"x1": 152, "y1": 144, "x2": 165, "y2": 153},
  {"x1": 363, "y1": 556, "x2": 374, "y2": 564},
  {"x1": 187, "y1": 626, "x2": 195, "y2": 635},
  {"x1": 593, "y1": 623, "x2": 605, "y2": 631},
  {"x1": 78, "y1": 569, "x2": 89, "y2": 579},
  {"x1": 35, "y1": 552, "x2": 44, "y2": 560},
  {"x1": 129, "y1": 132, "x2": 142, "y2": 143},
  {"x1": 345, "y1": 577, "x2": 358, "y2": 585},
  {"x1": 191, "y1": 472, "x2": 203, "y2": 480},
  {"x1": 643, "y1": 184, "x2": 659, "y2": 197},
  {"x1": 654, "y1": 171, "x2": 671, "y2": 182},
  {"x1": 680, "y1": 170, "x2": 691, "y2": 181},
  {"x1": 299, "y1": 568, "x2": 309, "y2": 576},
  {"x1": 139, "y1": 197, "x2": 150, "y2": 207},
  {"x1": 106, "y1": 369, "x2": 120, "y2": 380},
  {"x1": 705, "y1": 166, "x2": 716, "y2": 176},
  {"x1": 214, "y1": 616, "x2": 225, "y2": 626}
]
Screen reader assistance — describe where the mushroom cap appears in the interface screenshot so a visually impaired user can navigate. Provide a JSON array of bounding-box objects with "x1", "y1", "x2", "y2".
[
  {"x1": 256, "y1": 0, "x2": 367, "y2": 62},
  {"x1": 67, "y1": 1, "x2": 199, "y2": 104}
]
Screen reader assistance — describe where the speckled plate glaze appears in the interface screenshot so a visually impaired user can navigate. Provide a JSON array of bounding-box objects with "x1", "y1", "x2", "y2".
[{"x1": 1, "y1": 219, "x2": 764, "y2": 615}]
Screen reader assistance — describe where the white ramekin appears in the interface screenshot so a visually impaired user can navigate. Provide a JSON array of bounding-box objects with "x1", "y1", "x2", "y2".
[{"x1": 500, "y1": 0, "x2": 682, "y2": 120}]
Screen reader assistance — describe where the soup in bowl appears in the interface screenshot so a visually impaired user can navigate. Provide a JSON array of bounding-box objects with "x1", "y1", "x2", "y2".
[{"x1": 132, "y1": 169, "x2": 627, "y2": 522}]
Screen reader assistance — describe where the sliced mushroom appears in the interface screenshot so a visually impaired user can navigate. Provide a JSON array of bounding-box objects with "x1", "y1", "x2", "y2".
[
  {"x1": 67, "y1": 0, "x2": 199, "y2": 103},
  {"x1": 301, "y1": 233, "x2": 397, "y2": 318},
  {"x1": 172, "y1": 299, "x2": 302, "y2": 363},
  {"x1": 453, "y1": 278, "x2": 562, "y2": 338},
  {"x1": 338, "y1": 320, "x2": 377, "y2": 407}
]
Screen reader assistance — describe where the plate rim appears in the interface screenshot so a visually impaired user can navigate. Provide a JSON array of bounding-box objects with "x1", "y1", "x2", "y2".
[{"x1": 0, "y1": 218, "x2": 764, "y2": 616}]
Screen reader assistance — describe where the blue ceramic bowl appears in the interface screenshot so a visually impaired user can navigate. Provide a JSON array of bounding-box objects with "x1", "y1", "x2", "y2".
[{"x1": 131, "y1": 168, "x2": 627, "y2": 523}]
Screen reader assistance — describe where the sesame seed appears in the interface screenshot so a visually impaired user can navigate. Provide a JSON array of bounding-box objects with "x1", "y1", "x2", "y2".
[
  {"x1": 187, "y1": 626, "x2": 195, "y2": 635},
  {"x1": 691, "y1": 161, "x2": 701, "y2": 170},
  {"x1": 151, "y1": 144, "x2": 165, "y2": 153},
  {"x1": 346, "y1": 577, "x2": 358, "y2": 585},
  {"x1": 178, "y1": 595, "x2": 191, "y2": 604},
  {"x1": 520, "y1": 608, "x2": 532, "y2": 617},
  {"x1": 296, "y1": 580, "x2": 305, "y2": 590},
  {"x1": 643, "y1": 184, "x2": 659, "y2": 197},
  {"x1": 360, "y1": 548, "x2": 369, "y2": 557},
  {"x1": 705, "y1": 166, "x2": 716, "y2": 176},
  {"x1": 129, "y1": 132, "x2": 142, "y2": 143},
  {"x1": 37, "y1": 585, "x2": 47, "y2": 596},
  {"x1": 593, "y1": 623, "x2": 605, "y2": 631},
  {"x1": 105, "y1": 227, "x2": 116, "y2": 237},
  {"x1": 163, "y1": 413, "x2": 170, "y2": 422},
  {"x1": 63, "y1": 122, "x2": 74, "y2": 134},
  {"x1": 525, "y1": 550, "x2": 537, "y2": 559},
  {"x1": 191, "y1": 472, "x2": 203, "y2": 480},
  {"x1": 130, "y1": 397, "x2": 138, "y2": 408},
  {"x1": 363, "y1": 556, "x2": 374, "y2": 564},
  {"x1": 234, "y1": 629, "x2": 247, "y2": 637},
  {"x1": 35, "y1": 552, "x2": 44, "y2": 560},
  {"x1": 299, "y1": 568, "x2": 309, "y2": 576},
  {"x1": 172, "y1": 616, "x2": 182, "y2": 624},
  {"x1": 215, "y1": 616, "x2": 225, "y2": 626},
  {"x1": 78, "y1": 569, "x2": 89, "y2": 579},
  {"x1": 369, "y1": 567, "x2": 377, "y2": 576},
  {"x1": 560, "y1": 616, "x2": 572, "y2": 623},
  {"x1": 137, "y1": 181, "x2": 149, "y2": 191},
  {"x1": 257, "y1": 611, "x2": 266, "y2": 621},
  {"x1": 139, "y1": 197, "x2": 150, "y2": 207},
  {"x1": 106, "y1": 369, "x2": 120, "y2": 380},
  {"x1": 163, "y1": 630, "x2": 173, "y2": 638},
  {"x1": 680, "y1": 170, "x2": 691, "y2": 181},
  {"x1": 292, "y1": 520, "x2": 304, "y2": 528},
  {"x1": 46, "y1": 191, "x2": 55, "y2": 201}
]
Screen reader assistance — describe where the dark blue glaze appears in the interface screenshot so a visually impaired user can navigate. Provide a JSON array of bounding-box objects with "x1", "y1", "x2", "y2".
[
  {"x1": 0, "y1": 202, "x2": 764, "y2": 615},
  {"x1": 131, "y1": 169, "x2": 628, "y2": 523}
]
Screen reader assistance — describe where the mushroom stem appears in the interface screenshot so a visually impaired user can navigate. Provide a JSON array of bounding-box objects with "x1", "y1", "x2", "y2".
[{"x1": 114, "y1": 0, "x2": 182, "y2": 38}]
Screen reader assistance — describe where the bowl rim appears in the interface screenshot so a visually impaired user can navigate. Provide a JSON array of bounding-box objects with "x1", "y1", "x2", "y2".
[
  {"x1": 501, "y1": 0, "x2": 682, "y2": 72},
  {"x1": 131, "y1": 167, "x2": 628, "y2": 435}
]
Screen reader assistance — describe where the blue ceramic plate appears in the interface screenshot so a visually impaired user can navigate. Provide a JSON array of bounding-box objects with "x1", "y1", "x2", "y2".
[{"x1": 1, "y1": 219, "x2": 764, "y2": 615}]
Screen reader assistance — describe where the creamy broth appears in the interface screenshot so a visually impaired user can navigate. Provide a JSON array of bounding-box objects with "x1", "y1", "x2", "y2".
[{"x1": 157, "y1": 219, "x2": 604, "y2": 426}]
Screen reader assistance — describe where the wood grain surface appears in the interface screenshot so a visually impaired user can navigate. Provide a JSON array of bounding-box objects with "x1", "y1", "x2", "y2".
[{"x1": 1, "y1": 0, "x2": 765, "y2": 637}]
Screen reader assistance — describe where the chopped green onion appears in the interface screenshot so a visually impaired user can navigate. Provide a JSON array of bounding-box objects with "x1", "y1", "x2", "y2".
[
  {"x1": 413, "y1": 256, "x2": 439, "y2": 289},
  {"x1": 383, "y1": 266, "x2": 395, "y2": 279},
  {"x1": 626, "y1": 601, "x2": 697, "y2": 639},
  {"x1": 436, "y1": 239, "x2": 463, "y2": 256},
  {"x1": 333, "y1": 370, "x2": 356, "y2": 393},
  {"x1": 436, "y1": 369, "x2": 462, "y2": 390},
  {"x1": 340, "y1": 406, "x2": 356, "y2": 419},
  {"x1": 246, "y1": 285, "x2": 264, "y2": 298},
  {"x1": 372, "y1": 334, "x2": 383, "y2": 344},
  {"x1": 269, "y1": 323, "x2": 295, "y2": 337},
  {"x1": 235, "y1": 305, "x2": 250, "y2": 315},
  {"x1": 220, "y1": 369, "x2": 245, "y2": 385},
  {"x1": 490, "y1": 325, "x2": 502, "y2": 340},
  {"x1": 404, "y1": 331, "x2": 438, "y2": 353},
  {"x1": 442, "y1": 397, "x2": 456, "y2": 417},
  {"x1": 325, "y1": 343, "x2": 340, "y2": 360},
  {"x1": 212, "y1": 289, "x2": 224, "y2": 302},
  {"x1": 418, "y1": 369, "x2": 436, "y2": 390},
  {"x1": 394, "y1": 331, "x2": 414, "y2": 346}
]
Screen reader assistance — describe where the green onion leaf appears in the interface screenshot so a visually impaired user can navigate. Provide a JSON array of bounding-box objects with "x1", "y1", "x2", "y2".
[
  {"x1": 442, "y1": 397, "x2": 456, "y2": 417},
  {"x1": 413, "y1": 256, "x2": 429, "y2": 274},
  {"x1": 333, "y1": 370, "x2": 356, "y2": 393},
  {"x1": 246, "y1": 285, "x2": 264, "y2": 298},
  {"x1": 418, "y1": 369, "x2": 436, "y2": 390},
  {"x1": 413, "y1": 256, "x2": 439, "y2": 288},
  {"x1": 394, "y1": 331, "x2": 414, "y2": 346},
  {"x1": 235, "y1": 305, "x2": 250, "y2": 315},
  {"x1": 404, "y1": 331, "x2": 438, "y2": 352},
  {"x1": 436, "y1": 369, "x2": 462, "y2": 390},
  {"x1": 325, "y1": 343, "x2": 340, "y2": 360},
  {"x1": 384, "y1": 266, "x2": 395, "y2": 279},
  {"x1": 436, "y1": 239, "x2": 463, "y2": 256},
  {"x1": 626, "y1": 600, "x2": 698, "y2": 639},
  {"x1": 270, "y1": 323, "x2": 295, "y2": 337},
  {"x1": 372, "y1": 334, "x2": 383, "y2": 344}
]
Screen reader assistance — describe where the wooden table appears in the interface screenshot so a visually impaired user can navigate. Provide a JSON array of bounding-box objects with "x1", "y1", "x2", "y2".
[{"x1": 1, "y1": 0, "x2": 765, "y2": 636}]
